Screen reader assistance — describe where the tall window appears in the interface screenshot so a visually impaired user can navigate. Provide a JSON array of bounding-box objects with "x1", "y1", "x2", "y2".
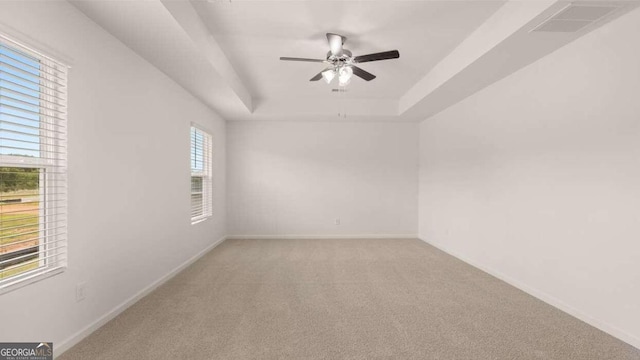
[
  {"x1": 0, "y1": 35, "x2": 67, "y2": 293},
  {"x1": 190, "y1": 126, "x2": 212, "y2": 224}
]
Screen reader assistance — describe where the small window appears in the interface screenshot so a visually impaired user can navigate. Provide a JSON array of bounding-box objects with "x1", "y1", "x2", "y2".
[
  {"x1": 0, "y1": 35, "x2": 68, "y2": 293},
  {"x1": 190, "y1": 126, "x2": 212, "y2": 224}
]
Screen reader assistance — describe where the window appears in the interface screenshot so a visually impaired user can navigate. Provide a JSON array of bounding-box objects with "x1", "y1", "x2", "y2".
[
  {"x1": 0, "y1": 35, "x2": 68, "y2": 293},
  {"x1": 190, "y1": 126, "x2": 212, "y2": 224}
]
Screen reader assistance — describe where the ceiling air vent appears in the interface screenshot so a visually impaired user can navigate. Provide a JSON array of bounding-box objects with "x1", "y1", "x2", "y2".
[{"x1": 532, "y1": 4, "x2": 618, "y2": 33}]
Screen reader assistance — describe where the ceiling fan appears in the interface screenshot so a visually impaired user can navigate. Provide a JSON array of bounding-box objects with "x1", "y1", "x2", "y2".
[{"x1": 280, "y1": 33, "x2": 400, "y2": 86}]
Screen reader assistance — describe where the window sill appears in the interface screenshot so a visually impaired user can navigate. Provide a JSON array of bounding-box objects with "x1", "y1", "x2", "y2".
[
  {"x1": 191, "y1": 216, "x2": 211, "y2": 225},
  {"x1": 0, "y1": 267, "x2": 65, "y2": 296}
]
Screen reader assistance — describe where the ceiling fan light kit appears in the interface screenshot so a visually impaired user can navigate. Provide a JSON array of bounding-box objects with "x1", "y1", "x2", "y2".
[
  {"x1": 322, "y1": 68, "x2": 336, "y2": 84},
  {"x1": 280, "y1": 33, "x2": 399, "y2": 86},
  {"x1": 338, "y1": 66, "x2": 353, "y2": 86}
]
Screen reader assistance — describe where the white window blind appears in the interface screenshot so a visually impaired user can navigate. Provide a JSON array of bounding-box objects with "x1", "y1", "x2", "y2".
[
  {"x1": 190, "y1": 126, "x2": 212, "y2": 224},
  {"x1": 0, "y1": 35, "x2": 68, "y2": 293}
]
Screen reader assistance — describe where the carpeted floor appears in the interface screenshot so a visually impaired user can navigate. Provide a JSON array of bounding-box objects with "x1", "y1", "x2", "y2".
[{"x1": 59, "y1": 238, "x2": 640, "y2": 359}]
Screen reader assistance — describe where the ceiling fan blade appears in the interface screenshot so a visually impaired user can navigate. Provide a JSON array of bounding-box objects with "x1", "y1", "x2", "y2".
[
  {"x1": 351, "y1": 66, "x2": 376, "y2": 81},
  {"x1": 310, "y1": 71, "x2": 324, "y2": 81},
  {"x1": 354, "y1": 50, "x2": 400, "y2": 63},
  {"x1": 280, "y1": 57, "x2": 326, "y2": 63},
  {"x1": 326, "y1": 33, "x2": 346, "y2": 56}
]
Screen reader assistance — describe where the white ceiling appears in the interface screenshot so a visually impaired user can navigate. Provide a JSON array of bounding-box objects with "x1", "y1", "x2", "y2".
[
  {"x1": 71, "y1": 0, "x2": 640, "y2": 122},
  {"x1": 192, "y1": 0, "x2": 503, "y2": 100}
]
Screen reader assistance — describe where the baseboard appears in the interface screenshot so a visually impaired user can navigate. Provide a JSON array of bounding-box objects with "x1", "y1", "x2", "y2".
[
  {"x1": 55, "y1": 235, "x2": 227, "y2": 357},
  {"x1": 418, "y1": 236, "x2": 640, "y2": 350},
  {"x1": 226, "y1": 234, "x2": 418, "y2": 240}
]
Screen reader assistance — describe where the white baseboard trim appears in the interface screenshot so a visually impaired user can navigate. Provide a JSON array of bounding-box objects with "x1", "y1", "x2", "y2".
[
  {"x1": 226, "y1": 234, "x2": 418, "y2": 240},
  {"x1": 55, "y1": 235, "x2": 228, "y2": 357},
  {"x1": 418, "y1": 236, "x2": 640, "y2": 350}
]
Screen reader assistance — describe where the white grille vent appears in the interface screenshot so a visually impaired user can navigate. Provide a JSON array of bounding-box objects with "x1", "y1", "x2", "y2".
[{"x1": 532, "y1": 4, "x2": 618, "y2": 33}]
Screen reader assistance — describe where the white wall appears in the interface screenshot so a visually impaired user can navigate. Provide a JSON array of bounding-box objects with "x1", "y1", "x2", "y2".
[
  {"x1": 0, "y1": 1, "x2": 226, "y2": 354},
  {"x1": 418, "y1": 8, "x2": 640, "y2": 348},
  {"x1": 227, "y1": 121, "x2": 418, "y2": 237}
]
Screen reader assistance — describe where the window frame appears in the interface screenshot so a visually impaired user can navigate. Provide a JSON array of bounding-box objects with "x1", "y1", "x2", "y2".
[
  {"x1": 0, "y1": 34, "x2": 68, "y2": 295},
  {"x1": 190, "y1": 124, "x2": 212, "y2": 225}
]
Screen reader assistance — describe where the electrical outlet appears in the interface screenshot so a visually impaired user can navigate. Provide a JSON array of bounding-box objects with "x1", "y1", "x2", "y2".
[
  {"x1": 76, "y1": 282, "x2": 86, "y2": 302},
  {"x1": 335, "y1": 218, "x2": 340, "y2": 225}
]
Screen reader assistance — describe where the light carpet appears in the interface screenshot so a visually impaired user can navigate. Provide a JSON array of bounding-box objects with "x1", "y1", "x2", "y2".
[{"x1": 59, "y1": 238, "x2": 640, "y2": 359}]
